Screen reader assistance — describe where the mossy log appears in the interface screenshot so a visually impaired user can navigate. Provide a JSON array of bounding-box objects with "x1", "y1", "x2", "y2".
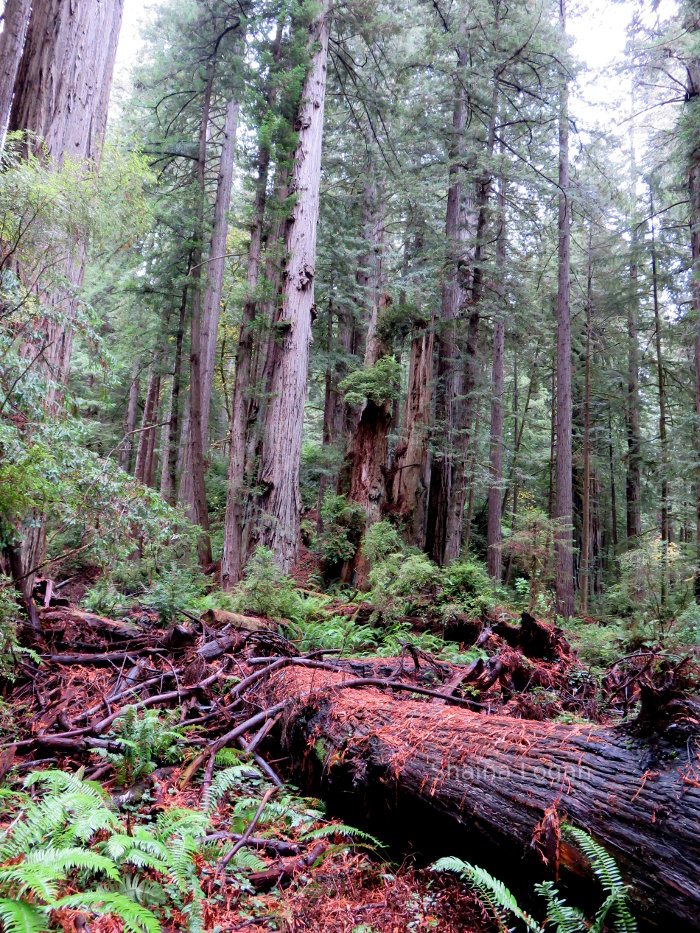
[{"x1": 268, "y1": 666, "x2": 700, "y2": 929}]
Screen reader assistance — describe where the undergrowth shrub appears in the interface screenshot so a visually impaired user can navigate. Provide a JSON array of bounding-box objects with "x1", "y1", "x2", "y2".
[
  {"x1": 0, "y1": 575, "x2": 26, "y2": 682},
  {"x1": 315, "y1": 492, "x2": 365, "y2": 572},
  {"x1": 233, "y1": 546, "x2": 302, "y2": 620},
  {"x1": 361, "y1": 519, "x2": 403, "y2": 565},
  {"x1": 0, "y1": 769, "x2": 205, "y2": 933},
  {"x1": 93, "y1": 708, "x2": 183, "y2": 785}
]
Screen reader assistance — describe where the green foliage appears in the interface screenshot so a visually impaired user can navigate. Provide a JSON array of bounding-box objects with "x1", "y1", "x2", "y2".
[
  {"x1": 315, "y1": 493, "x2": 366, "y2": 569},
  {"x1": 0, "y1": 575, "x2": 30, "y2": 682},
  {"x1": 361, "y1": 520, "x2": 404, "y2": 566},
  {"x1": 93, "y1": 708, "x2": 183, "y2": 786},
  {"x1": 367, "y1": 551, "x2": 440, "y2": 624},
  {"x1": 233, "y1": 546, "x2": 303, "y2": 620},
  {"x1": 339, "y1": 356, "x2": 402, "y2": 407},
  {"x1": 433, "y1": 826, "x2": 636, "y2": 933},
  {"x1": 0, "y1": 770, "x2": 212, "y2": 933}
]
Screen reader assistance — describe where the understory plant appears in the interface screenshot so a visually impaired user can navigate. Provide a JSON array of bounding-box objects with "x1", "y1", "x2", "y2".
[
  {"x1": 92, "y1": 707, "x2": 184, "y2": 786},
  {"x1": 0, "y1": 769, "x2": 205, "y2": 933},
  {"x1": 434, "y1": 825, "x2": 636, "y2": 933}
]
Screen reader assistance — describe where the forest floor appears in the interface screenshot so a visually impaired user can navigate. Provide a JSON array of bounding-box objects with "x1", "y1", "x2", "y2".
[{"x1": 1, "y1": 562, "x2": 698, "y2": 932}]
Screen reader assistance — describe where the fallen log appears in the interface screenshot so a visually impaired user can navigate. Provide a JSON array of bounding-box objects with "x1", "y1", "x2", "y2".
[{"x1": 268, "y1": 667, "x2": 700, "y2": 929}]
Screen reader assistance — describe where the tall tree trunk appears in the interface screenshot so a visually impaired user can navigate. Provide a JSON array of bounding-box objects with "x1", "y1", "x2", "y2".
[
  {"x1": 222, "y1": 26, "x2": 284, "y2": 588},
  {"x1": 0, "y1": 0, "x2": 31, "y2": 144},
  {"x1": 608, "y1": 403, "x2": 619, "y2": 562},
  {"x1": 250, "y1": 2, "x2": 330, "y2": 572},
  {"x1": 443, "y1": 79, "x2": 500, "y2": 563},
  {"x1": 649, "y1": 186, "x2": 669, "y2": 605},
  {"x1": 580, "y1": 226, "x2": 593, "y2": 614},
  {"x1": 200, "y1": 97, "x2": 239, "y2": 444},
  {"x1": 425, "y1": 44, "x2": 468, "y2": 566},
  {"x1": 340, "y1": 178, "x2": 389, "y2": 587},
  {"x1": 162, "y1": 270, "x2": 190, "y2": 504},
  {"x1": 119, "y1": 362, "x2": 141, "y2": 470},
  {"x1": 391, "y1": 315, "x2": 433, "y2": 547},
  {"x1": 487, "y1": 171, "x2": 506, "y2": 582},
  {"x1": 8, "y1": 0, "x2": 124, "y2": 615},
  {"x1": 134, "y1": 360, "x2": 159, "y2": 484},
  {"x1": 626, "y1": 144, "x2": 643, "y2": 548},
  {"x1": 184, "y1": 70, "x2": 214, "y2": 566},
  {"x1": 144, "y1": 378, "x2": 161, "y2": 488},
  {"x1": 555, "y1": 0, "x2": 574, "y2": 618},
  {"x1": 685, "y1": 43, "x2": 700, "y2": 601}
]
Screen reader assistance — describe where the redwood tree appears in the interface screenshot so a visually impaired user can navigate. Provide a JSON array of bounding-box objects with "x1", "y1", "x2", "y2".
[
  {"x1": 555, "y1": 0, "x2": 574, "y2": 618},
  {"x1": 253, "y1": 0, "x2": 331, "y2": 571}
]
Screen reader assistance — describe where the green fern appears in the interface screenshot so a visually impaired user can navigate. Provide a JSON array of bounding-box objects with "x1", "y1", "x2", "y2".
[
  {"x1": 433, "y1": 827, "x2": 637, "y2": 933},
  {"x1": 0, "y1": 770, "x2": 208, "y2": 933},
  {"x1": 562, "y1": 826, "x2": 637, "y2": 933},
  {"x1": 433, "y1": 857, "x2": 541, "y2": 932},
  {"x1": 0, "y1": 898, "x2": 47, "y2": 933},
  {"x1": 56, "y1": 891, "x2": 162, "y2": 933},
  {"x1": 207, "y1": 763, "x2": 262, "y2": 811},
  {"x1": 300, "y1": 822, "x2": 382, "y2": 848},
  {"x1": 92, "y1": 707, "x2": 183, "y2": 786}
]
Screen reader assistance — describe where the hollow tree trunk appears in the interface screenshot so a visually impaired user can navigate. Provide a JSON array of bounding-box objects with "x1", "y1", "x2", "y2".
[
  {"x1": 254, "y1": 1, "x2": 330, "y2": 572},
  {"x1": 0, "y1": 0, "x2": 31, "y2": 144},
  {"x1": 391, "y1": 316, "x2": 433, "y2": 547},
  {"x1": 271, "y1": 667, "x2": 700, "y2": 929},
  {"x1": 555, "y1": 0, "x2": 574, "y2": 618},
  {"x1": 200, "y1": 97, "x2": 239, "y2": 444},
  {"x1": 340, "y1": 176, "x2": 390, "y2": 588}
]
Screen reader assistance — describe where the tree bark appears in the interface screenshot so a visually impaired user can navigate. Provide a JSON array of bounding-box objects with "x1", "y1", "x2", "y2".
[
  {"x1": 391, "y1": 316, "x2": 433, "y2": 547},
  {"x1": 183, "y1": 69, "x2": 214, "y2": 566},
  {"x1": 341, "y1": 177, "x2": 390, "y2": 587},
  {"x1": 200, "y1": 97, "x2": 239, "y2": 444},
  {"x1": 222, "y1": 25, "x2": 283, "y2": 588},
  {"x1": 134, "y1": 360, "x2": 159, "y2": 484},
  {"x1": 8, "y1": 0, "x2": 123, "y2": 613},
  {"x1": 555, "y1": 0, "x2": 574, "y2": 618},
  {"x1": 272, "y1": 667, "x2": 700, "y2": 929},
  {"x1": 580, "y1": 226, "x2": 592, "y2": 614},
  {"x1": 119, "y1": 362, "x2": 141, "y2": 471},
  {"x1": 487, "y1": 171, "x2": 506, "y2": 581},
  {"x1": 425, "y1": 43, "x2": 468, "y2": 566},
  {"x1": 0, "y1": 0, "x2": 31, "y2": 144},
  {"x1": 253, "y1": 2, "x2": 330, "y2": 572},
  {"x1": 441, "y1": 78, "x2": 499, "y2": 564},
  {"x1": 650, "y1": 186, "x2": 669, "y2": 603},
  {"x1": 685, "y1": 39, "x2": 700, "y2": 600}
]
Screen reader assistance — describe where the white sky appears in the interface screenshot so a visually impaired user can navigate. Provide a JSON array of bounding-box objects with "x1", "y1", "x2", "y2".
[{"x1": 111, "y1": 0, "x2": 680, "y2": 151}]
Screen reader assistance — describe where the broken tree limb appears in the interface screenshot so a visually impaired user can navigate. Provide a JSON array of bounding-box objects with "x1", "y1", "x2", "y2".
[{"x1": 267, "y1": 666, "x2": 700, "y2": 928}]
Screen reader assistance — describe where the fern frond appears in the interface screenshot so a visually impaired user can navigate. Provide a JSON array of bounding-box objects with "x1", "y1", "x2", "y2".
[
  {"x1": 535, "y1": 881, "x2": 586, "y2": 933},
  {"x1": 207, "y1": 765, "x2": 261, "y2": 811},
  {"x1": 562, "y1": 826, "x2": 637, "y2": 933},
  {"x1": 0, "y1": 898, "x2": 47, "y2": 933},
  {"x1": 432, "y1": 858, "x2": 542, "y2": 933},
  {"x1": 300, "y1": 823, "x2": 382, "y2": 848},
  {"x1": 55, "y1": 891, "x2": 161, "y2": 933}
]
